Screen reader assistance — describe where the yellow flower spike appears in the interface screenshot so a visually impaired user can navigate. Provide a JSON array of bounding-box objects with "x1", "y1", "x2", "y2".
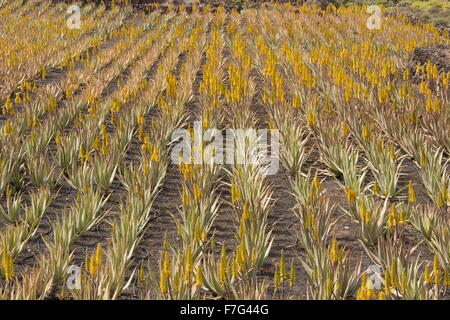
[
  {"x1": 101, "y1": 124, "x2": 107, "y2": 140},
  {"x1": 183, "y1": 246, "x2": 194, "y2": 285},
  {"x1": 92, "y1": 135, "x2": 101, "y2": 151},
  {"x1": 329, "y1": 238, "x2": 339, "y2": 263},
  {"x1": 4, "y1": 96, "x2": 12, "y2": 114},
  {"x1": 193, "y1": 183, "x2": 202, "y2": 201},
  {"x1": 55, "y1": 131, "x2": 61, "y2": 146},
  {"x1": 142, "y1": 160, "x2": 150, "y2": 175},
  {"x1": 338, "y1": 246, "x2": 346, "y2": 263},
  {"x1": 162, "y1": 251, "x2": 171, "y2": 279},
  {"x1": 344, "y1": 186, "x2": 356, "y2": 203},
  {"x1": 388, "y1": 204, "x2": 398, "y2": 228},
  {"x1": 14, "y1": 93, "x2": 21, "y2": 104},
  {"x1": 268, "y1": 120, "x2": 276, "y2": 131},
  {"x1": 366, "y1": 279, "x2": 375, "y2": 300},
  {"x1": 433, "y1": 255, "x2": 441, "y2": 286},
  {"x1": 236, "y1": 245, "x2": 244, "y2": 272},
  {"x1": 194, "y1": 222, "x2": 201, "y2": 243},
  {"x1": 274, "y1": 264, "x2": 281, "y2": 291},
  {"x1": 89, "y1": 254, "x2": 96, "y2": 276},
  {"x1": 373, "y1": 180, "x2": 379, "y2": 195},
  {"x1": 188, "y1": 164, "x2": 193, "y2": 178},
  {"x1": 444, "y1": 267, "x2": 450, "y2": 286},
  {"x1": 182, "y1": 185, "x2": 189, "y2": 207},
  {"x1": 239, "y1": 218, "x2": 245, "y2": 239},
  {"x1": 289, "y1": 259, "x2": 297, "y2": 287},
  {"x1": 2, "y1": 247, "x2": 14, "y2": 282},
  {"x1": 342, "y1": 121, "x2": 350, "y2": 135},
  {"x1": 304, "y1": 209, "x2": 313, "y2": 230},
  {"x1": 359, "y1": 201, "x2": 371, "y2": 223},
  {"x1": 31, "y1": 115, "x2": 39, "y2": 128},
  {"x1": 378, "y1": 290, "x2": 387, "y2": 300},
  {"x1": 361, "y1": 272, "x2": 367, "y2": 290},
  {"x1": 203, "y1": 114, "x2": 209, "y2": 128},
  {"x1": 141, "y1": 142, "x2": 148, "y2": 155},
  {"x1": 242, "y1": 202, "x2": 250, "y2": 221},
  {"x1": 426, "y1": 89, "x2": 434, "y2": 108},
  {"x1": 408, "y1": 181, "x2": 416, "y2": 204},
  {"x1": 176, "y1": 221, "x2": 182, "y2": 237},
  {"x1": 195, "y1": 265, "x2": 203, "y2": 287},
  {"x1": 397, "y1": 208, "x2": 407, "y2": 225},
  {"x1": 231, "y1": 258, "x2": 237, "y2": 279},
  {"x1": 41, "y1": 66, "x2": 46, "y2": 80},
  {"x1": 79, "y1": 145, "x2": 85, "y2": 161},
  {"x1": 326, "y1": 277, "x2": 334, "y2": 298},
  {"x1": 138, "y1": 125, "x2": 145, "y2": 142},
  {"x1": 307, "y1": 110, "x2": 316, "y2": 127},
  {"x1": 66, "y1": 87, "x2": 73, "y2": 99},
  {"x1": 391, "y1": 259, "x2": 399, "y2": 289},
  {"x1": 84, "y1": 251, "x2": 89, "y2": 273},
  {"x1": 424, "y1": 264, "x2": 431, "y2": 284},
  {"x1": 173, "y1": 271, "x2": 181, "y2": 295},
  {"x1": 293, "y1": 95, "x2": 301, "y2": 108},
  {"x1": 180, "y1": 164, "x2": 188, "y2": 181},
  {"x1": 95, "y1": 243, "x2": 102, "y2": 269},
  {"x1": 231, "y1": 180, "x2": 241, "y2": 203},
  {"x1": 101, "y1": 136, "x2": 110, "y2": 155},
  {"x1": 388, "y1": 145, "x2": 397, "y2": 160},
  {"x1": 159, "y1": 268, "x2": 168, "y2": 295},
  {"x1": 419, "y1": 148, "x2": 428, "y2": 167},
  {"x1": 436, "y1": 193, "x2": 444, "y2": 208},
  {"x1": 384, "y1": 270, "x2": 391, "y2": 296},
  {"x1": 357, "y1": 276, "x2": 367, "y2": 300},
  {"x1": 138, "y1": 262, "x2": 145, "y2": 285},
  {"x1": 362, "y1": 123, "x2": 371, "y2": 143},
  {"x1": 312, "y1": 173, "x2": 322, "y2": 194},
  {"x1": 151, "y1": 146, "x2": 159, "y2": 162}
]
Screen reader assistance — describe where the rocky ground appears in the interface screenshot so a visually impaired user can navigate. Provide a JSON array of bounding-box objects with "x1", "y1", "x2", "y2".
[{"x1": 412, "y1": 45, "x2": 450, "y2": 73}]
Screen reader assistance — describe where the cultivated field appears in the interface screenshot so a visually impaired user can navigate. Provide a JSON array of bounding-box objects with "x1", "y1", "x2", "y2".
[{"x1": 0, "y1": 0, "x2": 449, "y2": 300}]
